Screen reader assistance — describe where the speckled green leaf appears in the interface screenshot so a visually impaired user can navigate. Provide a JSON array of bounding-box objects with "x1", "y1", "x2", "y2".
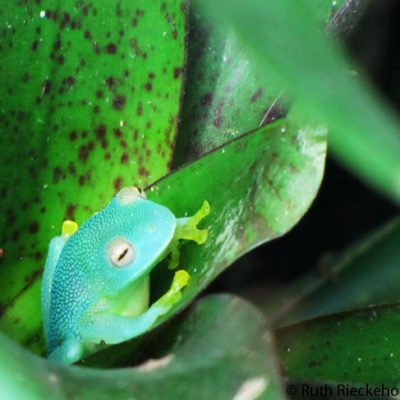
[
  {"x1": 0, "y1": 0, "x2": 185, "y2": 348},
  {"x1": 266, "y1": 216, "x2": 400, "y2": 328},
  {"x1": 276, "y1": 303, "x2": 400, "y2": 387},
  {"x1": 0, "y1": 295, "x2": 284, "y2": 400},
  {"x1": 173, "y1": 0, "x2": 347, "y2": 164}
]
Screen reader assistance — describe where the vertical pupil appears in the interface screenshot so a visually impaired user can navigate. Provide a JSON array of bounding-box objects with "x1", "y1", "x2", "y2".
[{"x1": 117, "y1": 247, "x2": 129, "y2": 261}]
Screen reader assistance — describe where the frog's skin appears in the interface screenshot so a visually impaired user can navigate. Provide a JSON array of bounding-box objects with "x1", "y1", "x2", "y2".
[{"x1": 41, "y1": 187, "x2": 210, "y2": 364}]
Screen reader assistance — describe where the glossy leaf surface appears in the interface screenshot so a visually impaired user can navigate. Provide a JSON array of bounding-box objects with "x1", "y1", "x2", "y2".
[
  {"x1": 174, "y1": 0, "x2": 347, "y2": 164},
  {"x1": 0, "y1": 0, "x2": 186, "y2": 347}
]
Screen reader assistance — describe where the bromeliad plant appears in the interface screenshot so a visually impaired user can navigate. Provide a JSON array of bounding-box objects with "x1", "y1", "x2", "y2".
[{"x1": 1, "y1": 0, "x2": 400, "y2": 398}]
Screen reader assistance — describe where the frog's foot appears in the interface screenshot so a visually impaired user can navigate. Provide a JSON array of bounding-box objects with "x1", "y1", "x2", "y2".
[
  {"x1": 62, "y1": 220, "x2": 78, "y2": 238},
  {"x1": 155, "y1": 270, "x2": 190, "y2": 308},
  {"x1": 175, "y1": 200, "x2": 210, "y2": 245}
]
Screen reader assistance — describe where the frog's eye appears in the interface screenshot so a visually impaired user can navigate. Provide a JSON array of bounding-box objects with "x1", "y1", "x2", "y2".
[{"x1": 107, "y1": 237, "x2": 135, "y2": 268}]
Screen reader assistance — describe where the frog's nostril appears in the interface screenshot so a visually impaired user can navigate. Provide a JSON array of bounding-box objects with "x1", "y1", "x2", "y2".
[{"x1": 117, "y1": 186, "x2": 147, "y2": 205}]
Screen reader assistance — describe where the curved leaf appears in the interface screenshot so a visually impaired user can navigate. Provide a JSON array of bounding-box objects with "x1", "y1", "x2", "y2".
[
  {"x1": 0, "y1": 0, "x2": 186, "y2": 347},
  {"x1": 87, "y1": 112, "x2": 326, "y2": 364},
  {"x1": 174, "y1": 0, "x2": 347, "y2": 165},
  {"x1": 0, "y1": 295, "x2": 284, "y2": 400}
]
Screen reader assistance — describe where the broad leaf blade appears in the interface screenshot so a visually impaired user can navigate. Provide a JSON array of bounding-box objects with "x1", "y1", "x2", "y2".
[
  {"x1": 0, "y1": 0, "x2": 186, "y2": 348},
  {"x1": 89, "y1": 112, "x2": 326, "y2": 364},
  {"x1": 0, "y1": 295, "x2": 284, "y2": 400},
  {"x1": 173, "y1": 0, "x2": 350, "y2": 165}
]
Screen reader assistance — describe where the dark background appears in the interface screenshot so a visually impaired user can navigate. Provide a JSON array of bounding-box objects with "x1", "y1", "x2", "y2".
[{"x1": 210, "y1": 0, "x2": 400, "y2": 294}]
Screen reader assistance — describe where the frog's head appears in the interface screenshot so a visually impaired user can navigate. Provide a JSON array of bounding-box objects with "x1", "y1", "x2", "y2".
[{"x1": 60, "y1": 187, "x2": 176, "y2": 296}]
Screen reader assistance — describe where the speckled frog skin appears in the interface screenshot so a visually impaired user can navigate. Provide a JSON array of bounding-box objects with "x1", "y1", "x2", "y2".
[{"x1": 41, "y1": 187, "x2": 210, "y2": 364}]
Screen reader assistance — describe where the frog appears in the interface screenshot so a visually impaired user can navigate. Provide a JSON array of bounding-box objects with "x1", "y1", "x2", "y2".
[{"x1": 41, "y1": 186, "x2": 210, "y2": 364}]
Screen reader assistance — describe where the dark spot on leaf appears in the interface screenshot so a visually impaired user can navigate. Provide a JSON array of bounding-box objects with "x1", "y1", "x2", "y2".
[
  {"x1": 114, "y1": 177, "x2": 123, "y2": 191},
  {"x1": 53, "y1": 166, "x2": 63, "y2": 183},
  {"x1": 106, "y1": 77, "x2": 115, "y2": 89},
  {"x1": 69, "y1": 131, "x2": 77, "y2": 141},
  {"x1": 67, "y1": 162, "x2": 76, "y2": 175},
  {"x1": 95, "y1": 90, "x2": 104, "y2": 99},
  {"x1": 106, "y1": 43, "x2": 117, "y2": 54},
  {"x1": 148, "y1": 72, "x2": 155, "y2": 79},
  {"x1": 173, "y1": 67, "x2": 183, "y2": 79},
  {"x1": 131, "y1": 18, "x2": 138, "y2": 27},
  {"x1": 105, "y1": 152, "x2": 111, "y2": 160},
  {"x1": 42, "y1": 79, "x2": 52, "y2": 95},
  {"x1": 28, "y1": 222, "x2": 39, "y2": 234},
  {"x1": 78, "y1": 145, "x2": 90, "y2": 163},
  {"x1": 213, "y1": 116, "x2": 222, "y2": 128},
  {"x1": 139, "y1": 167, "x2": 149, "y2": 177},
  {"x1": 21, "y1": 73, "x2": 30, "y2": 83},
  {"x1": 144, "y1": 82, "x2": 152, "y2": 91},
  {"x1": 31, "y1": 40, "x2": 39, "y2": 51},
  {"x1": 64, "y1": 76, "x2": 75, "y2": 86},
  {"x1": 66, "y1": 204, "x2": 76, "y2": 219},
  {"x1": 113, "y1": 128, "x2": 122, "y2": 138},
  {"x1": 251, "y1": 88, "x2": 263, "y2": 102},
  {"x1": 113, "y1": 95, "x2": 126, "y2": 110},
  {"x1": 121, "y1": 153, "x2": 129, "y2": 164},
  {"x1": 84, "y1": 30, "x2": 91, "y2": 40},
  {"x1": 96, "y1": 125, "x2": 106, "y2": 139},
  {"x1": 34, "y1": 252, "x2": 43, "y2": 261},
  {"x1": 136, "y1": 102, "x2": 143, "y2": 116},
  {"x1": 201, "y1": 93, "x2": 213, "y2": 107}
]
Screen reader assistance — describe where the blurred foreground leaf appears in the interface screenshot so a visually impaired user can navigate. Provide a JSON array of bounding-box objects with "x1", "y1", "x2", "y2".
[
  {"x1": 198, "y1": 0, "x2": 400, "y2": 203},
  {"x1": 0, "y1": 295, "x2": 284, "y2": 400}
]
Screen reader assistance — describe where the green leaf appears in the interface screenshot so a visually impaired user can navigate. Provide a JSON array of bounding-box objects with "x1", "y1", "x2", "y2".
[
  {"x1": 267, "y1": 216, "x2": 400, "y2": 327},
  {"x1": 174, "y1": 0, "x2": 347, "y2": 165},
  {"x1": 276, "y1": 303, "x2": 400, "y2": 387},
  {"x1": 87, "y1": 112, "x2": 326, "y2": 365},
  {"x1": 0, "y1": 1, "x2": 185, "y2": 348},
  {"x1": 198, "y1": 0, "x2": 400, "y2": 203},
  {"x1": 0, "y1": 295, "x2": 284, "y2": 400}
]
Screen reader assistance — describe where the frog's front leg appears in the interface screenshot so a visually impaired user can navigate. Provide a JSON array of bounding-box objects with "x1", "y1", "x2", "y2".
[
  {"x1": 168, "y1": 201, "x2": 210, "y2": 270},
  {"x1": 80, "y1": 270, "x2": 190, "y2": 344}
]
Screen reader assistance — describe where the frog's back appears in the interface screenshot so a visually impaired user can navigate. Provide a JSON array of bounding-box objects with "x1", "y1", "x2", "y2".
[{"x1": 44, "y1": 188, "x2": 177, "y2": 354}]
